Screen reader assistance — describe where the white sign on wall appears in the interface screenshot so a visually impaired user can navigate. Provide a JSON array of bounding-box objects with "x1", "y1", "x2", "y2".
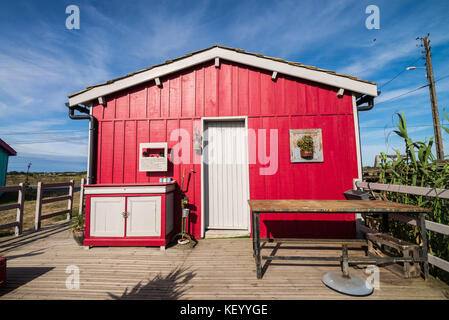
[{"x1": 139, "y1": 143, "x2": 168, "y2": 172}]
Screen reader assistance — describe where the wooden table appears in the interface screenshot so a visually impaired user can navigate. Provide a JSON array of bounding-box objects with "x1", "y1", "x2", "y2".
[{"x1": 248, "y1": 200, "x2": 431, "y2": 279}]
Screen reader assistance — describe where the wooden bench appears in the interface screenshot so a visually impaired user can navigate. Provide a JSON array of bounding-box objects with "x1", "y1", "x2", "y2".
[{"x1": 366, "y1": 233, "x2": 421, "y2": 278}]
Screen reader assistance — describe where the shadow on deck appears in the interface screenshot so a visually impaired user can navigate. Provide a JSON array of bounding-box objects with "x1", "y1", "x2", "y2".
[{"x1": 0, "y1": 221, "x2": 448, "y2": 300}]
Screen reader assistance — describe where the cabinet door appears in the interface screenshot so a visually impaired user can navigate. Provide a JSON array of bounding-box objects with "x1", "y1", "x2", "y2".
[
  {"x1": 90, "y1": 197, "x2": 125, "y2": 237},
  {"x1": 126, "y1": 196, "x2": 161, "y2": 237}
]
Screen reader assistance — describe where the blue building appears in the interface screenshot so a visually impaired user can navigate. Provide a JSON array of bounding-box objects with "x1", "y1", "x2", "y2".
[{"x1": 0, "y1": 138, "x2": 16, "y2": 194}]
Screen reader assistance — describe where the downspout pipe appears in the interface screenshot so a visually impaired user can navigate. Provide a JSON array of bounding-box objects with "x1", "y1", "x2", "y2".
[
  {"x1": 66, "y1": 103, "x2": 96, "y2": 184},
  {"x1": 356, "y1": 94, "x2": 376, "y2": 111}
]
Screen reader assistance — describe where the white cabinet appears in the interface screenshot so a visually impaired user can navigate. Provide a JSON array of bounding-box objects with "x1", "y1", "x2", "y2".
[
  {"x1": 84, "y1": 183, "x2": 175, "y2": 248},
  {"x1": 126, "y1": 196, "x2": 161, "y2": 237},
  {"x1": 90, "y1": 196, "x2": 162, "y2": 237},
  {"x1": 90, "y1": 197, "x2": 125, "y2": 237}
]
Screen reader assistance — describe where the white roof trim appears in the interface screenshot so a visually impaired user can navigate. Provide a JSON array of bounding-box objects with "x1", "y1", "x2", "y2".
[{"x1": 68, "y1": 47, "x2": 378, "y2": 106}]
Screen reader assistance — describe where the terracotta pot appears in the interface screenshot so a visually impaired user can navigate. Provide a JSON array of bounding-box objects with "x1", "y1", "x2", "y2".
[
  {"x1": 73, "y1": 230, "x2": 85, "y2": 246},
  {"x1": 300, "y1": 149, "x2": 313, "y2": 158}
]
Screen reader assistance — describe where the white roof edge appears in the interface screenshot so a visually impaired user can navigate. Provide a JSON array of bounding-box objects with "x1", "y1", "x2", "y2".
[{"x1": 68, "y1": 47, "x2": 378, "y2": 106}]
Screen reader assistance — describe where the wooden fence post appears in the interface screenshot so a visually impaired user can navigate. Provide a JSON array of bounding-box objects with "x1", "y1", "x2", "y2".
[
  {"x1": 67, "y1": 180, "x2": 74, "y2": 221},
  {"x1": 15, "y1": 183, "x2": 25, "y2": 236},
  {"x1": 34, "y1": 182, "x2": 43, "y2": 231},
  {"x1": 79, "y1": 178, "x2": 85, "y2": 216}
]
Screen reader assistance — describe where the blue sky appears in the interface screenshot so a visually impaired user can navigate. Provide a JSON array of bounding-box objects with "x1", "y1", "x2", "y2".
[{"x1": 1, "y1": 0, "x2": 449, "y2": 172}]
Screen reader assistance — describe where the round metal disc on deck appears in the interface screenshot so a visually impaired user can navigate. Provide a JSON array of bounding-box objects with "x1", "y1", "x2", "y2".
[{"x1": 322, "y1": 271, "x2": 373, "y2": 296}]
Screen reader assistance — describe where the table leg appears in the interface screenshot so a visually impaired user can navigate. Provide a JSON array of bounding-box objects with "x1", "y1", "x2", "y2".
[
  {"x1": 254, "y1": 212, "x2": 262, "y2": 279},
  {"x1": 341, "y1": 245, "x2": 349, "y2": 277},
  {"x1": 419, "y1": 213, "x2": 429, "y2": 280},
  {"x1": 251, "y1": 210, "x2": 256, "y2": 257}
]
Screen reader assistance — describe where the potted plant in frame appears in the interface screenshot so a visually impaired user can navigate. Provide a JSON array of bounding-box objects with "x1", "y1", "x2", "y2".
[
  {"x1": 71, "y1": 213, "x2": 85, "y2": 246},
  {"x1": 297, "y1": 135, "x2": 314, "y2": 159}
]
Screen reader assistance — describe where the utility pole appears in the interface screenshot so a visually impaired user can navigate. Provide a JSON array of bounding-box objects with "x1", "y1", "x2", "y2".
[{"x1": 420, "y1": 34, "x2": 444, "y2": 160}]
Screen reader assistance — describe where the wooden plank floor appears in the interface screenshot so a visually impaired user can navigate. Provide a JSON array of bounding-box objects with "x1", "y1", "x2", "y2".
[{"x1": 0, "y1": 221, "x2": 448, "y2": 300}]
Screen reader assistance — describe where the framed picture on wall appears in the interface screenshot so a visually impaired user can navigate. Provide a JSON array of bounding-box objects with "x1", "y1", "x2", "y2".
[{"x1": 289, "y1": 129, "x2": 324, "y2": 163}]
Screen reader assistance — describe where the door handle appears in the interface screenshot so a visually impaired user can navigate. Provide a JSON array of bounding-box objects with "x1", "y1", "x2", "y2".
[{"x1": 121, "y1": 212, "x2": 129, "y2": 219}]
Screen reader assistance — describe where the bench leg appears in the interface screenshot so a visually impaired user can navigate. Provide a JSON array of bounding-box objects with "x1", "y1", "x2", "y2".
[
  {"x1": 419, "y1": 214, "x2": 429, "y2": 280},
  {"x1": 341, "y1": 245, "x2": 349, "y2": 277}
]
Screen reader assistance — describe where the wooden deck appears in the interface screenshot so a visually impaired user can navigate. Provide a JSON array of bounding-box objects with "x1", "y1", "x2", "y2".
[{"x1": 0, "y1": 221, "x2": 448, "y2": 300}]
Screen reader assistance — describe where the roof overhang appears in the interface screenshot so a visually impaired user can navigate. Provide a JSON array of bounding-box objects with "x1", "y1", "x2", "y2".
[
  {"x1": 0, "y1": 139, "x2": 16, "y2": 156},
  {"x1": 68, "y1": 46, "x2": 378, "y2": 107}
]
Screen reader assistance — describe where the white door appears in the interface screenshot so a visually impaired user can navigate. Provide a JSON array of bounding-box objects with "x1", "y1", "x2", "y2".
[
  {"x1": 90, "y1": 197, "x2": 125, "y2": 237},
  {"x1": 126, "y1": 196, "x2": 161, "y2": 237},
  {"x1": 204, "y1": 120, "x2": 250, "y2": 230}
]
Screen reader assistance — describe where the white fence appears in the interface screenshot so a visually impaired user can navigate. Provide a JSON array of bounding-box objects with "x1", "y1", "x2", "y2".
[
  {"x1": 0, "y1": 183, "x2": 25, "y2": 235},
  {"x1": 34, "y1": 180, "x2": 74, "y2": 231}
]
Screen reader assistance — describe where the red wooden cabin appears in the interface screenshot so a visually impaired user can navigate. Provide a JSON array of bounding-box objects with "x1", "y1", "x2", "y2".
[{"x1": 67, "y1": 45, "x2": 378, "y2": 247}]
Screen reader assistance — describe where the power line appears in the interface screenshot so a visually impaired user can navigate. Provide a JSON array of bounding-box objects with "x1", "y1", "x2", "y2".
[
  {"x1": 375, "y1": 83, "x2": 429, "y2": 105},
  {"x1": 374, "y1": 72, "x2": 449, "y2": 106},
  {"x1": 380, "y1": 57, "x2": 422, "y2": 89}
]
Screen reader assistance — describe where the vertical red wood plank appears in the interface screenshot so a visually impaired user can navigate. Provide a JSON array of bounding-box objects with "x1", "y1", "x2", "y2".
[
  {"x1": 167, "y1": 119, "x2": 180, "y2": 179},
  {"x1": 123, "y1": 121, "x2": 137, "y2": 183},
  {"x1": 289, "y1": 116, "x2": 303, "y2": 198},
  {"x1": 262, "y1": 117, "x2": 279, "y2": 198},
  {"x1": 297, "y1": 80, "x2": 307, "y2": 115},
  {"x1": 100, "y1": 121, "x2": 114, "y2": 183},
  {"x1": 260, "y1": 72, "x2": 274, "y2": 115},
  {"x1": 149, "y1": 120, "x2": 167, "y2": 142},
  {"x1": 92, "y1": 104, "x2": 103, "y2": 120},
  {"x1": 273, "y1": 76, "x2": 284, "y2": 116},
  {"x1": 147, "y1": 83, "x2": 161, "y2": 118},
  {"x1": 192, "y1": 119, "x2": 202, "y2": 236},
  {"x1": 149, "y1": 120, "x2": 167, "y2": 181},
  {"x1": 195, "y1": 67, "x2": 205, "y2": 117},
  {"x1": 112, "y1": 121, "x2": 125, "y2": 184},
  {"x1": 340, "y1": 93, "x2": 353, "y2": 114},
  {"x1": 276, "y1": 117, "x2": 295, "y2": 198},
  {"x1": 115, "y1": 94, "x2": 129, "y2": 119},
  {"x1": 136, "y1": 120, "x2": 150, "y2": 183},
  {"x1": 218, "y1": 62, "x2": 232, "y2": 116},
  {"x1": 204, "y1": 64, "x2": 218, "y2": 117},
  {"x1": 248, "y1": 69, "x2": 261, "y2": 115},
  {"x1": 179, "y1": 120, "x2": 193, "y2": 219},
  {"x1": 284, "y1": 77, "x2": 298, "y2": 115},
  {"x1": 103, "y1": 98, "x2": 115, "y2": 120},
  {"x1": 325, "y1": 86, "x2": 337, "y2": 115},
  {"x1": 231, "y1": 63, "x2": 239, "y2": 116},
  {"x1": 306, "y1": 84, "x2": 319, "y2": 115},
  {"x1": 169, "y1": 76, "x2": 181, "y2": 118},
  {"x1": 129, "y1": 86, "x2": 146, "y2": 119},
  {"x1": 181, "y1": 70, "x2": 195, "y2": 117},
  {"x1": 248, "y1": 117, "x2": 265, "y2": 200},
  {"x1": 160, "y1": 78, "x2": 170, "y2": 118},
  {"x1": 238, "y1": 66, "x2": 249, "y2": 115}
]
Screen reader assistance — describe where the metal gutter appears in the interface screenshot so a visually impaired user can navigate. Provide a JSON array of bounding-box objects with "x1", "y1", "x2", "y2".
[{"x1": 66, "y1": 103, "x2": 96, "y2": 184}]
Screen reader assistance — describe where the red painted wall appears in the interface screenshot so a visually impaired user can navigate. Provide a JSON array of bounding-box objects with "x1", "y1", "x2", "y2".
[{"x1": 91, "y1": 60, "x2": 359, "y2": 239}]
